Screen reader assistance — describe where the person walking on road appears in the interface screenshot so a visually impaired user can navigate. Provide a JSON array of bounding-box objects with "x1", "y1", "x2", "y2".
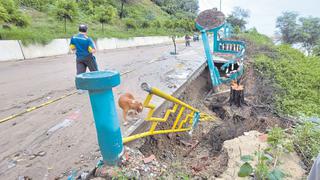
[
  {"x1": 70, "y1": 24, "x2": 98, "y2": 75},
  {"x1": 185, "y1": 34, "x2": 191, "y2": 47}
]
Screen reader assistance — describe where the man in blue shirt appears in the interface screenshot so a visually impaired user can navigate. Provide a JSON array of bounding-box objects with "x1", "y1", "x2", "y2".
[{"x1": 70, "y1": 24, "x2": 98, "y2": 74}]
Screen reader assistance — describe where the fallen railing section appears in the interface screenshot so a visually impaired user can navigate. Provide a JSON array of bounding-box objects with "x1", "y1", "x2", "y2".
[{"x1": 123, "y1": 83, "x2": 216, "y2": 143}]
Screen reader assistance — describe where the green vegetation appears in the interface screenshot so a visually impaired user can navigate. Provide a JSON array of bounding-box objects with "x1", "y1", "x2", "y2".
[
  {"x1": 239, "y1": 29, "x2": 320, "y2": 117},
  {"x1": 238, "y1": 28, "x2": 320, "y2": 172},
  {"x1": 54, "y1": 0, "x2": 78, "y2": 33},
  {"x1": 226, "y1": 6, "x2": 250, "y2": 32},
  {"x1": 0, "y1": 0, "x2": 30, "y2": 27},
  {"x1": 254, "y1": 46, "x2": 320, "y2": 117},
  {"x1": 238, "y1": 127, "x2": 293, "y2": 179},
  {"x1": 276, "y1": 11, "x2": 320, "y2": 55},
  {"x1": 0, "y1": 0, "x2": 198, "y2": 44},
  {"x1": 294, "y1": 121, "x2": 320, "y2": 168}
]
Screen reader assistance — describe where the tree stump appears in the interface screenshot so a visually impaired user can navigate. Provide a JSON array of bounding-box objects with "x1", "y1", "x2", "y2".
[{"x1": 229, "y1": 81, "x2": 245, "y2": 107}]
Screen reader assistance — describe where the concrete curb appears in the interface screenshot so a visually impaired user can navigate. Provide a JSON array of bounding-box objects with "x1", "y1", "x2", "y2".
[{"x1": 20, "y1": 39, "x2": 70, "y2": 59}]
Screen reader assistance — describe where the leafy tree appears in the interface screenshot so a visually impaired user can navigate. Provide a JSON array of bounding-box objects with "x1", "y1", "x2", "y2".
[
  {"x1": 95, "y1": 5, "x2": 117, "y2": 32},
  {"x1": 312, "y1": 41, "x2": 320, "y2": 56},
  {"x1": 0, "y1": 0, "x2": 30, "y2": 27},
  {"x1": 276, "y1": 11, "x2": 299, "y2": 44},
  {"x1": 119, "y1": 0, "x2": 130, "y2": 19},
  {"x1": 54, "y1": 0, "x2": 78, "y2": 33},
  {"x1": 226, "y1": 7, "x2": 250, "y2": 31},
  {"x1": 77, "y1": 0, "x2": 94, "y2": 14},
  {"x1": 0, "y1": 3, "x2": 9, "y2": 24},
  {"x1": 296, "y1": 17, "x2": 320, "y2": 55}
]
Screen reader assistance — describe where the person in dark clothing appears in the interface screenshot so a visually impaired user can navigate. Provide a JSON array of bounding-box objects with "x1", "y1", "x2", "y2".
[
  {"x1": 185, "y1": 34, "x2": 191, "y2": 47},
  {"x1": 70, "y1": 24, "x2": 98, "y2": 75}
]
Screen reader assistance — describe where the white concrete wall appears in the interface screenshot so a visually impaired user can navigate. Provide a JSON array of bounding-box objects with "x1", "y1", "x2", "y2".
[
  {"x1": 21, "y1": 39, "x2": 69, "y2": 59},
  {"x1": 1, "y1": 36, "x2": 183, "y2": 61},
  {"x1": 0, "y1": 40, "x2": 24, "y2": 61},
  {"x1": 96, "y1": 38, "x2": 117, "y2": 50},
  {"x1": 115, "y1": 38, "x2": 136, "y2": 48}
]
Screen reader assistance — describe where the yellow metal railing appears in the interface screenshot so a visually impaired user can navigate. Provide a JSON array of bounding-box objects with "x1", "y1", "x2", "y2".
[{"x1": 123, "y1": 83, "x2": 216, "y2": 143}]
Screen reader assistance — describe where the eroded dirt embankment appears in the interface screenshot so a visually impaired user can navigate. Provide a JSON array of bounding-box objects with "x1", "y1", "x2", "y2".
[
  {"x1": 91, "y1": 55, "x2": 301, "y2": 179},
  {"x1": 136, "y1": 60, "x2": 295, "y2": 178}
]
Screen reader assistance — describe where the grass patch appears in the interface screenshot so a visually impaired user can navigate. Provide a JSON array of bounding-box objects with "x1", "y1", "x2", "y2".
[
  {"x1": 0, "y1": 0, "x2": 192, "y2": 45},
  {"x1": 239, "y1": 29, "x2": 320, "y2": 117}
]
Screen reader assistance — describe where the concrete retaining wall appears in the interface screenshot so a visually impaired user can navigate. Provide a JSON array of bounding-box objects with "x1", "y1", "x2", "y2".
[
  {"x1": 0, "y1": 40, "x2": 24, "y2": 61},
  {"x1": 96, "y1": 38, "x2": 117, "y2": 50},
  {"x1": 21, "y1": 39, "x2": 69, "y2": 59},
  {"x1": 1, "y1": 36, "x2": 180, "y2": 61}
]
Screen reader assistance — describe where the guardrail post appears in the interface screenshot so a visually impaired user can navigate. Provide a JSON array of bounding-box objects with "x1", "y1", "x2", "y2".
[{"x1": 75, "y1": 71, "x2": 123, "y2": 166}]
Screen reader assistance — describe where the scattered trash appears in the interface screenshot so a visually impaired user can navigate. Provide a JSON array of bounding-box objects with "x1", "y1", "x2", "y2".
[
  {"x1": 143, "y1": 154, "x2": 156, "y2": 164},
  {"x1": 91, "y1": 147, "x2": 166, "y2": 178},
  {"x1": 47, "y1": 119, "x2": 73, "y2": 135},
  {"x1": 26, "y1": 163, "x2": 32, "y2": 168},
  {"x1": 18, "y1": 176, "x2": 32, "y2": 180},
  {"x1": 80, "y1": 171, "x2": 89, "y2": 180},
  {"x1": 67, "y1": 170, "x2": 77, "y2": 180},
  {"x1": 7, "y1": 159, "x2": 17, "y2": 169}
]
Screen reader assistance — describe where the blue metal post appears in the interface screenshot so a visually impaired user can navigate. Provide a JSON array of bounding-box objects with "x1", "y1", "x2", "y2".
[
  {"x1": 75, "y1": 71, "x2": 123, "y2": 166},
  {"x1": 213, "y1": 30, "x2": 219, "y2": 52},
  {"x1": 201, "y1": 30, "x2": 221, "y2": 86}
]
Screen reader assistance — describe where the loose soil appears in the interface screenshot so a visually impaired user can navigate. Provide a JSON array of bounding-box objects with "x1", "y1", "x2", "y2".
[
  {"x1": 90, "y1": 57, "x2": 304, "y2": 179},
  {"x1": 136, "y1": 58, "x2": 302, "y2": 179}
]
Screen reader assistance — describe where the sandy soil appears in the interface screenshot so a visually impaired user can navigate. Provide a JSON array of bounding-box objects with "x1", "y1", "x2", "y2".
[{"x1": 218, "y1": 130, "x2": 305, "y2": 180}]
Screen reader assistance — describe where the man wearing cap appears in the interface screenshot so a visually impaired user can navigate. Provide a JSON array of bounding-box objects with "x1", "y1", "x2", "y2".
[{"x1": 70, "y1": 24, "x2": 98, "y2": 74}]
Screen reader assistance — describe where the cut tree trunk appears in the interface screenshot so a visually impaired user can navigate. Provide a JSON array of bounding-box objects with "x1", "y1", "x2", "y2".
[{"x1": 229, "y1": 81, "x2": 245, "y2": 107}]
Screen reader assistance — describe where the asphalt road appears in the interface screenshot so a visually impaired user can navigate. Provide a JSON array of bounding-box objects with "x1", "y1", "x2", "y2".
[{"x1": 0, "y1": 41, "x2": 210, "y2": 179}]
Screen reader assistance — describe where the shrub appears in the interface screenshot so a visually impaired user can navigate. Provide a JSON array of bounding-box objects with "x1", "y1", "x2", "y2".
[
  {"x1": 0, "y1": 0, "x2": 30, "y2": 27},
  {"x1": 125, "y1": 18, "x2": 137, "y2": 29},
  {"x1": 10, "y1": 11, "x2": 30, "y2": 27},
  {"x1": 0, "y1": 3, "x2": 9, "y2": 24},
  {"x1": 18, "y1": 0, "x2": 54, "y2": 11},
  {"x1": 151, "y1": 19, "x2": 161, "y2": 28},
  {"x1": 294, "y1": 121, "x2": 320, "y2": 168},
  {"x1": 95, "y1": 5, "x2": 117, "y2": 31},
  {"x1": 141, "y1": 20, "x2": 150, "y2": 28}
]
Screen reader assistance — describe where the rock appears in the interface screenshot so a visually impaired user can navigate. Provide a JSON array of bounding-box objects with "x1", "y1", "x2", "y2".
[
  {"x1": 80, "y1": 154, "x2": 84, "y2": 159},
  {"x1": 258, "y1": 134, "x2": 268, "y2": 142},
  {"x1": 26, "y1": 163, "x2": 32, "y2": 168},
  {"x1": 29, "y1": 155, "x2": 36, "y2": 160},
  {"x1": 143, "y1": 154, "x2": 156, "y2": 164},
  {"x1": 37, "y1": 151, "x2": 46, "y2": 157}
]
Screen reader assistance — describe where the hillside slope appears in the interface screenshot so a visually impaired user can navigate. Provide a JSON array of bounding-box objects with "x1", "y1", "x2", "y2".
[{"x1": 0, "y1": 0, "x2": 197, "y2": 44}]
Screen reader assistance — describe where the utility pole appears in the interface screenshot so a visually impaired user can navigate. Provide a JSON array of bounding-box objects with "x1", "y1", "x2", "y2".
[{"x1": 220, "y1": 0, "x2": 222, "y2": 11}]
